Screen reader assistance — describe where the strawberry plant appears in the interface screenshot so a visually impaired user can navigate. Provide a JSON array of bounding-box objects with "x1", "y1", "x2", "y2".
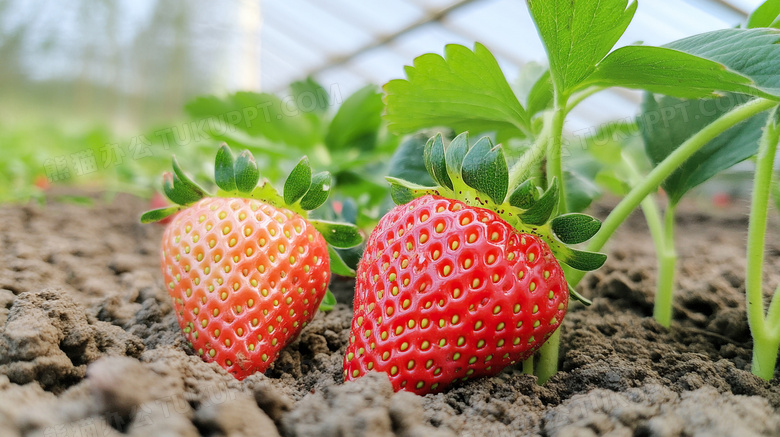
[
  {"x1": 141, "y1": 143, "x2": 362, "y2": 379},
  {"x1": 381, "y1": 0, "x2": 780, "y2": 383},
  {"x1": 343, "y1": 132, "x2": 605, "y2": 394}
]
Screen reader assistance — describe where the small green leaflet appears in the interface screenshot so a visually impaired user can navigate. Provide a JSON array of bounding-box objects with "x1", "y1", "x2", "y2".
[
  {"x1": 519, "y1": 178, "x2": 559, "y2": 226},
  {"x1": 445, "y1": 132, "x2": 471, "y2": 191},
  {"x1": 284, "y1": 157, "x2": 313, "y2": 205},
  {"x1": 508, "y1": 180, "x2": 538, "y2": 209},
  {"x1": 386, "y1": 177, "x2": 441, "y2": 205},
  {"x1": 639, "y1": 93, "x2": 768, "y2": 205},
  {"x1": 299, "y1": 172, "x2": 331, "y2": 211},
  {"x1": 163, "y1": 172, "x2": 202, "y2": 205},
  {"x1": 384, "y1": 43, "x2": 529, "y2": 137},
  {"x1": 526, "y1": 0, "x2": 637, "y2": 95},
  {"x1": 234, "y1": 150, "x2": 260, "y2": 193},
  {"x1": 214, "y1": 145, "x2": 237, "y2": 192},
  {"x1": 424, "y1": 134, "x2": 452, "y2": 189},
  {"x1": 461, "y1": 137, "x2": 509, "y2": 204},
  {"x1": 551, "y1": 213, "x2": 601, "y2": 245},
  {"x1": 140, "y1": 206, "x2": 182, "y2": 223}
]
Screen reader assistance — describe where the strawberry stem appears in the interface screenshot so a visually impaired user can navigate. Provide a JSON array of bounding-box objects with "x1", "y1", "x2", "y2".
[
  {"x1": 536, "y1": 329, "x2": 560, "y2": 384},
  {"x1": 522, "y1": 356, "x2": 534, "y2": 374},
  {"x1": 746, "y1": 108, "x2": 780, "y2": 380},
  {"x1": 547, "y1": 94, "x2": 568, "y2": 213},
  {"x1": 508, "y1": 111, "x2": 553, "y2": 188},
  {"x1": 654, "y1": 203, "x2": 677, "y2": 328}
]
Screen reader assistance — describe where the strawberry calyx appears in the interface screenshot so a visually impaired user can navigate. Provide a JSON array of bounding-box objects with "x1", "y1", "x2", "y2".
[
  {"x1": 141, "y1": 143, "x2": 363, "y2": 306},
  {"x1": 386, "y1": 132, "x2": 606, "y2": 305}
]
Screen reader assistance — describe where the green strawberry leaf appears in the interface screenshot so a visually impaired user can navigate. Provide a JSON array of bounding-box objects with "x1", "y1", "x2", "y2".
[
  {"x1": 163, "y1": 172, "x2": 203, "y2": 205},
  {"x1": 461, "y1": 137, "x2": 509, "y2": 204},
  {"x1": 508, "y1": 179, "x2": 539, "y2": 209},
  {"x1": 318, "y1": 289, "x2": 337, "y2": 312},
  {"x1": 328, "y1": 245, "x2": 356, "y2": 277},
  {"x1": 299, "y1": 172, "x2": 331, "y2": 211},
  {"x1": 309, "y1": 220, "x2": 363, "y2": 248},
  {"x1": 664, "y1": 29, "x2": 780, "y2": 98},
  {"x1": 445, "y1": 132, "x2": 471, "y2": 191},
  {"x1": 325, "y1": 85, "x2": 383, "y2": 151},
  {"x1": 140, "y1": 206, "x2": 182, "y2": 224},
  {"x1": 588, "y1": 29, "x2": 780, "y2": 99},
  {"x1": 284, "y1": 156, "x2": 313, "y2": 205},
  {"x1": 519, "y1": 178, "x2": 559, "y2": 225},
  {"x1": 383, "y1": 43, "x2": 529, "y2": 137},
  {"x1": 584, "y1": 46, "x2": 757, "y2": 99},
  {"x1": 639, "y1": 93, "x2": 768, "y2": 205},
  {"x1": 551, "y1": 213, "x2": 602, "y2": 245},
  {"x1": 215, "y1": 144, "x2": 237, "y2": 192},
  {"x1": 748, "y1": 0, "x2": 780, "y2": 29},
  {"x1": 234, "y1": 150, "x2": 260, "y2": 193},
  {"x1": 172, "y1": 156, "x2": 209, "y2": 198},
  {"x1": 772, "y1": 173, "x2": 780, "y2": 213},
  {"x1": 386, "y1": 177, "x2": 441, "y2": 205},
  {"x1": 424, "y1": 133, "x2": 453, "y2": 190},
  {"x1": 526, "y1": 0, "x2": 637, "y2": 94}
]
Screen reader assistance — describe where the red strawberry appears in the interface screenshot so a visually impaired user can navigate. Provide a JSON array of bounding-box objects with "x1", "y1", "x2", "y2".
[
  {"x1": 143, "y1": 144, "x2": 361, "y2": 379},
  {"x1": 344, "y1": 195, "x2": 567, "y2": 393},
  {"x1": 344, "y1": 133, "x2": 606, "y2": 394},
  {"x1": 161, "y1": 197, "x2": 330, "y2": 378}
]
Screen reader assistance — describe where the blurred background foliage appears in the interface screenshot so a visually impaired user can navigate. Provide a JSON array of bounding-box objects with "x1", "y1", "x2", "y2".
[{"x1": 0, "y1": 0, "x2": 765, "y2": 214}]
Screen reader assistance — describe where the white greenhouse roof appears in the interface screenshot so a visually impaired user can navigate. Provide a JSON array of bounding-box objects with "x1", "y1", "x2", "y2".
[
  {"x1": 0, "y1": 0, "x2": 767, "y2": 133},
  {"x1": 254, "y1": 0, "x2": 763, "y2": 132}
]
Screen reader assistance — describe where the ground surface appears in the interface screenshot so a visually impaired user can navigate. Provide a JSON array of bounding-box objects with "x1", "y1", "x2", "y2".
[{"x1": 0, "y1": 193, "x2": 778, "y2": 437}]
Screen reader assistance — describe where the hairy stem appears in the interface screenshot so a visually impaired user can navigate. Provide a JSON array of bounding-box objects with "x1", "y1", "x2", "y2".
[
  {"x1": 548, "y1": 95, "x2": 568, "y2": 213},
  {"x1": 654, "y1": 204, "x2": 677, "y2": 327},
  {"x1": 747, "y1": 109, "x2": 780, "y2": 380},
  {"x1": 509, "y1": 111, "x2": 553, "y2": 188},
  {"x1": 536, "y1": 328, "x2": 560, "y2": 384},
  {"x1": 567, "y1": 98, "x2": 778, "y2": 287}
]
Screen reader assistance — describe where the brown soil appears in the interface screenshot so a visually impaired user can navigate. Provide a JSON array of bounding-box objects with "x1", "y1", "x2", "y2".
[{"x1": 0, "y1": 194, "x2": 778, "y2": 437}]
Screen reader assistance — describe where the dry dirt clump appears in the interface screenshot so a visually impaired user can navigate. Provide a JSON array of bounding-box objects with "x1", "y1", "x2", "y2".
[{"x1": 0, "y1": 194, "x2": 778, "y2": 436}]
